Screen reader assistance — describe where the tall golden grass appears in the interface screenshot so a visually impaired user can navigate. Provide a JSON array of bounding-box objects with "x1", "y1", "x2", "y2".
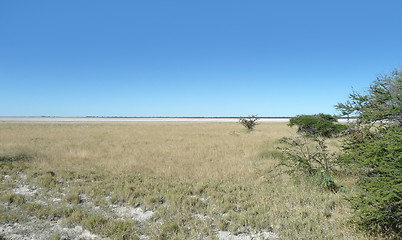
[
  {"x1": 0, "y1": 122, "x2": 370, "y2": 239},
  {"x1": 0, "y1": 122, "x2": 293, "y2": 179}
]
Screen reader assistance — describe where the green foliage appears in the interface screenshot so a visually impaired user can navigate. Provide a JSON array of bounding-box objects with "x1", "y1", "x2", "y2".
[
  {"x1": 337, "y1": 69, "x2": 402, "y2": 235},
  {"x1": 317, "y1": 172, "x2": 338, "y2": 193},
  {"x1": 336, "y1": 69, "x2": 402, "y2": 124},
  {"x1": 288, "y1": 114, "x2": 347, "y2": 138},
  {"x1": 342, "y1": 126, "x2": 402, "y2": 234},
  {"x1": 239, "y1": 115, "x2": 259, "y2": 131}
]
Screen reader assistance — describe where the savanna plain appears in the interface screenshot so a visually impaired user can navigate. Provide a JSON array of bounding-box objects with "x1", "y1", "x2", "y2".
[{"x1": 0, "y1": 122, "x2": 371, "y2": 239}]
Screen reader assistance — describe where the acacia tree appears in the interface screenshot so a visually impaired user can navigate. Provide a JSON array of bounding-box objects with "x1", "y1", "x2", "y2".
[
  {"x1": 239, "y1": 115, "x2": 259, "y2": 131},
  {"x1": 336, "y1": 69, "x2": 402, "y2": 125},
  {"x1": 337, "y1": 69, "x2": 401, "y2": 236}
]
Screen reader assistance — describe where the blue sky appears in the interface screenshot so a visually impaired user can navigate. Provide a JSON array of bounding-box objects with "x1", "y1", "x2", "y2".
[{"x1": 1, "y1": 1, "x2": 401, "y2": 117}]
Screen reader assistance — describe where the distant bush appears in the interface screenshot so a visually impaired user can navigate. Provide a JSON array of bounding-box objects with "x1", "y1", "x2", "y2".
[
  {"x1": 288, "y1": 114, "x2": 347, "y2": 138},
  {"x1": 239, "y1": 115, "x2": 259, "y2": 131}
]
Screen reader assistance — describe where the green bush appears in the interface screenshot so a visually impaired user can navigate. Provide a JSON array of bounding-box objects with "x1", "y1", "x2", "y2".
[
  {"x1": 346, "y1": 126, "x2": 401, "y2": 234},
  {"x1": 337, "y1": 69, "x2": 402, "y2": 235},
  {"x1": 288, "y1": 114, "x2": 346, "y2": 138}
]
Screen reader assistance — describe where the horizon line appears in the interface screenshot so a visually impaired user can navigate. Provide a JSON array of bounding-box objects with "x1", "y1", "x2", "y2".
[{"x1": 0, "y1": 116, "x2": 353, "y2": 119}]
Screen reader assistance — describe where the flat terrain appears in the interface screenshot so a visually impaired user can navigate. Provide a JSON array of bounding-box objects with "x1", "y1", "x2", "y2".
[
  {"x1": 0, "y1": 122, "x2": 367, "y2": 239},
  {"x1": 0, "y1": 117, "x2": 291, "y2": 123}
]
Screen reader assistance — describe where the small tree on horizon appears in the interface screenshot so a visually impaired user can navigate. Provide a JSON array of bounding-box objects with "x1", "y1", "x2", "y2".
[{"x1": 239, "y1": 115, "x2": 259, "y2": 131}]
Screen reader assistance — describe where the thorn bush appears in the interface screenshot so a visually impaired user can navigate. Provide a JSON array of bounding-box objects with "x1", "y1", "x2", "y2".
[
  {"x1": 277, "y1": 114, "x2": 344, "y2": 192},
  {"x1": 239, "y1": 115, "x2": 259, "y2": 131},
  {"x1": 337, "y1": 69, "x2": 402, "y2": 236}
]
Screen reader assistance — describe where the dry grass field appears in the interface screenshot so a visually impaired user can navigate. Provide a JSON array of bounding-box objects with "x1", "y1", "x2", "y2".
[{"x1": 0, "y1": 122, "x2": 372, "y2": 239}]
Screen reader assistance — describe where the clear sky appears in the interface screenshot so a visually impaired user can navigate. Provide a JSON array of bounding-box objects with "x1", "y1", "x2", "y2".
[{"x1": 1, "y1": 1, "x2": 401, "y2": 117}]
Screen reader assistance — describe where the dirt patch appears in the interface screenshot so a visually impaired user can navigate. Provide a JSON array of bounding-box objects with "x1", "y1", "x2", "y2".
[
  {"x1": 217, "y1": 230, "x2": 278, "y2": 240},
  {"x1": 110, "y1": 204, "x2": 154, "y2": 222},
  {"x1": 11, "y1": 185, "x2": 37, "y2": 196},
  {"x1": 0, "y1": 219, "x2": 103, "y2": 240}
]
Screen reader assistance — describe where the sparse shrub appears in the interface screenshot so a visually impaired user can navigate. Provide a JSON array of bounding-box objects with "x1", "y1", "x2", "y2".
[
  {"x1": 277, "y1": 136, "x2": 339, "y2": 180},
  {"x1": 277, "y1": 114, "x2": 344, "y2": 191},
  {"x1": 239, "y1": 115, "x2": 259, "y2": 131}
]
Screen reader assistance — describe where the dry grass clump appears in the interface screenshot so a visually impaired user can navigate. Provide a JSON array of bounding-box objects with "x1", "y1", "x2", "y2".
[{"x1": 0, "y1": 122, "x2": 371, "y2": 239}]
